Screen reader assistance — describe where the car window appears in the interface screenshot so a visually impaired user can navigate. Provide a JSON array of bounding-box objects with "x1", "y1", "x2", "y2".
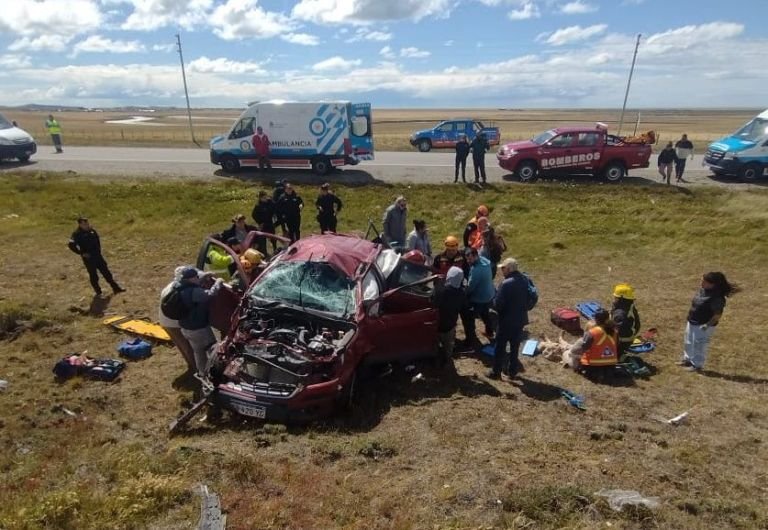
[
  {"x1": 391, "y1": 261, "x2": 434, "y2": 295},
  {"x1": 437, "y1": 123, "x2": 454, "y2": 132},
  {"x1": 577, "y1": 132, "x2": 600, "y2": 146},
  {"x1": 548, "y1": 133, "x2": 575, "y2": 148},
  {"x1": 230, "y1": 117, "x2": 255, "y2": 139},
  {"x1": 455, "y1": 122, "x2": 467, "y2": 132},
  {"x1": 532, "y1": 130, "x2": 556, "y2": 145},
  {"x1": 249, "y1": 261, "x2": 356, "y2": 317}
]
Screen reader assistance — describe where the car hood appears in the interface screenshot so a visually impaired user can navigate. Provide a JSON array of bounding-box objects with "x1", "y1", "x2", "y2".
[
  {"x1": 709, "y1": 136, "x2": 757, "y2": 153},
  {"x1": 500, "y1": 140, "x2": 538, "y2": 151},
  {"x1": 0, "y1": 127, "x2": 34, "y2": 142}
]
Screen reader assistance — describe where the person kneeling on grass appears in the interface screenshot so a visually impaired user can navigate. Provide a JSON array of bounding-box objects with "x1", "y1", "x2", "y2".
[{"x1": 567, "y1": 309, "x2": 618, "y2": 378}]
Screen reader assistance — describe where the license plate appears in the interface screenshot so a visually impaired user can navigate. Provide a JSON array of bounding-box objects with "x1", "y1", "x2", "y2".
[{"x1": 231, "y1": 402, "x2": 266, "y2": 419}]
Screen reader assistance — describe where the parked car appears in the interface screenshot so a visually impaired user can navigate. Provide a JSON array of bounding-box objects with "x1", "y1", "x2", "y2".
[
  {"x1": 496, "y1": 124, "x2": 652, "y2": 182},
  {"x1": 409, "y1": 119, "x2": 500, "y2": 152},
  {"x1": 0, "y1": 113, "x2": 36, "y2": 163},
  {"x1": 199, "y1": 233, "x2": 439, "y2": 423}
]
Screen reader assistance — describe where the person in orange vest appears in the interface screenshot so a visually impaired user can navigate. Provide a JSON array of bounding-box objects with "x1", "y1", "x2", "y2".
[
  {"x1": 251, "y1": 125, "x2": 272, "y2": 171},
  {"x1": 462, "y1": 205, "x2": 489, "y2": 247},
  {"x1": 567, "y1": 308, "x2": 618, "y2": 377},
  {"x1": 468, "y1": 216, "x2": 489, "y2": 250}
]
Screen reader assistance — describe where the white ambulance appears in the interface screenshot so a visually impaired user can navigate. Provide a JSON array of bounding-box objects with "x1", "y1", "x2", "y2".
[{"x1": 210, "y1": 100, "x2": 374, "y2": 175}]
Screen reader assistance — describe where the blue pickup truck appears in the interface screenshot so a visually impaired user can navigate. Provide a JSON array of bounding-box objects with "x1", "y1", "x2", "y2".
[{"x1": 409, "y1": 119, "x2": 501, "y2": 152}]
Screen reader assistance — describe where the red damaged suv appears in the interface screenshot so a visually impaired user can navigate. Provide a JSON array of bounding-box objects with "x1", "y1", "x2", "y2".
[{"x1": 200, "y1": 233, "x2": 439, "y2": 423}]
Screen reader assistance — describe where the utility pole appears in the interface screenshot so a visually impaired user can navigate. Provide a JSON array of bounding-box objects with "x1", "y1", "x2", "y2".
[
  {"x1": 617, "y1": 33, "x2": 641, "y2": 137},
  {"x1": 175, "y1": 33, "x2": 197, "y2": 145}
]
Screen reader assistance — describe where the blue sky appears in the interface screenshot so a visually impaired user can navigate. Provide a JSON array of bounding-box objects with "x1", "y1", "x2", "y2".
[{"x1": 0, "y1": 0, "x2": 765, "y2": 108}]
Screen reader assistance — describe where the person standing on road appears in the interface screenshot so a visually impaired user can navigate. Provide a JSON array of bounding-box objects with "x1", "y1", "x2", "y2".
[
  {"x1": 45, "y1": 114, "x2": 63, "y2": 153},
  {"x1": 677, "y1": 272, "x2": 739, "y2": 373},
  {"x1": 657, "y1": 142, "x2": 678, "y2": 185},
  {"x1": 67, "y1": 216, "x2": 125, "y2": 297},
  {"x1": 434, "y1": 266, "x2": 467, "y2": 365},
  {"x1": 382, "y1": 196, "x2": 408, "y2": 249},
  {"x1": 252, "y1": 126, "x2": 272, "y2": 171},
  {"x1": 159, "y1": 267, "x2": 196, "y2": 379},
  {"x1": 470, "y1": 132, "x2": 489, "y2": 184},
  {"x1": 674, "y1": 134, "x2": 695, "y2": 183},
  {"x1": 455, "y1": 134, "x2": 470, "y2": 183},
  {"x1": 177, "y1": 267, "x2": 224, "y2": 378},
  {"x1": 252, "y1": 190, "x2": 278, "y2": 254},
  {"x1": 490, "y1": 258, "x2": 529, "y2": 380},
  {"x1": 315, "y1": 183, "x2": 343, "y2": 234},
  {"x1": 277, "y1": 183, "x2": 304, "y2": 243},
  {"x1": 461, "y1": 247, "x2": 496, "y2": 349}
]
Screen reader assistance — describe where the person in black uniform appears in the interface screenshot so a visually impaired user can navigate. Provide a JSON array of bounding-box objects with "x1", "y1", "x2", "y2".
[
  {"x1": 277, "y1": 183, "x2": 304, "y2": 242},
  {"x1": 251, "y1": 190, "x2": 278, "y2": 254},
  {"x1": 67, "y1": 217, "x2": 125, "y2": 296},
  {"x1": 315, "y1": 183, "x2": 343, "y2": 234},
  {"x1": 454, "y1": 134, "x2": 470, "y2": 183},
  {"x1": 470, "y1": 133, "x2": 489, "y2": 184},
  {"x1": 272, "y1": 179, "x2": 287, "y2": 234}
]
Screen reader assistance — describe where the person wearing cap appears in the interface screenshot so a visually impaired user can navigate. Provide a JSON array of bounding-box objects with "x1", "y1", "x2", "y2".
[
  {"x1": 611, "y1": 283, "x2": 641, "y2": 360},
  {"x1": 67, "y1": 216, "x2": 125, "y2": 296},
  {"x1": 315, "y1": 183, "x2": 343, "y2": 234},
  {"x1": 433, "y1": 266, "x2": 467, "y2": 365},
  {"x1": 461, "y1": 247, "x2": 495, "y2": 348},
  {"x1": 276, "y1": 183, "x2": 304, "y2": 242},
  {"x1": 455, "y1": 134, "x2": 470, "y2": 183},
  {"x1": 158, "y1": 267, "x2": 196, "y2": 381},
  {"x1": 233, "y1": 249, "x2": 265, "y2": 289},
  {"x1": 382, "y1": 196, "x2": 408, "y2": 249},
  {"x1": 463, "y1": 205, "x2": 490, "y2": 247},
  {"x1": 177, "y1": 267, "x2": 224, "y2": 377},
  {"x1": 490, "y1": 258, "x2": 529, "y2": 379},
  {"x1": 470, "y1": 132, "x2": 489, "y2": 184},
  {"x1": 252, "y1": 125, "x2": 272, "y2": 170},
  {"x1": 433, "y1": 235, "x2": 468, "y2": 276},
  {"x1": 220, "y1": 214, "x2": 257, "y2": 244},
  {"x1": 406, "y1": 219, "x2": 432, "y2": 260}
]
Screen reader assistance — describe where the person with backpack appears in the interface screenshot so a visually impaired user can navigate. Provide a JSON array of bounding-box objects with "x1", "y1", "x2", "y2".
[
  {"x1": 481, "y1": 225, "x2": 506, "y2": 279},
  {"x1": 159, "y1": 267, "x2": 196, "y2": 380},
  {"x1": 170, "y1": 267, "x2": 224, "y2": 378},
  {"x1": 490, "y1": 258, "x2": 530, "y2": 380}
]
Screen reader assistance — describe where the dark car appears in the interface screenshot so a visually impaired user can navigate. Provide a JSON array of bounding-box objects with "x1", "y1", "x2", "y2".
[{"x1": 200, "y1": 233, "x2": 439, "y2": 423}]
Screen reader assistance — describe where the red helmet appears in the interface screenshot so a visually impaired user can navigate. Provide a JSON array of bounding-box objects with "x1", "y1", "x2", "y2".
[{"x1": 402, "y1": 249, "x2": 426, "y2": 265}]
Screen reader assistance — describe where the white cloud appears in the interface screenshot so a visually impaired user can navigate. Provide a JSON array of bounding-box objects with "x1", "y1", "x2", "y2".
[
  {"x1": 559, "y1": 1, "x2": 597, "y2": 14},
  {"x1": 508, "y1": 1, "x2": 540, "y2": 20},
  {"x1": 379, "y1": 45, "x2": 396, "y2": 59},
  {"x1": 282, "y1": 33, "x2": 320, "y2": 45},
  {"x1": 400, "y1": 47, "x2": 431, "y2": 58},
  {"x1": 292, "y1": 0, "x2": 456, "y2": 24},
  {"x1": 444, "y1": 40, "x2": 454, "y2": 46},
  {"x1": 542, "y1": 24, "x2": 607, "y2": 45},
  {"x1": 152, "y1": 43, "x2": 176, "y2": 53},
  {"x1": 188, "y1": 56, "x2": 266, "y2": 74},
  {"x1": 0, "y1": 54, "x2": 32, "y2": 69},
  {"x1": 312, "y1": 56, "x2": 363, "y2": 71},
  {"x1": 209, "y1": 0, "x2": 298, "y2": 40},
  {"x1": 72, "y1": 35, "x2": 146, "y2": 56},
  {"x1": 0, "y1": 0, "x2": 103, "y2": 51},
  {"x1": 8, "y1": 35, "x2": 71, "y2": 53},
  {"x1": 644, "y1": 22, "x2": 743, "y2": 54},
  {"x1": 121, "y1": 0, "x2": 213, "y2": 31},
  {"x1": 346, "y1": 29, "x2": 393, "y2": 42}
]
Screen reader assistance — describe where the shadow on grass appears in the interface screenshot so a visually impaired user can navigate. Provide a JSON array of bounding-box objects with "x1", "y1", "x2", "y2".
[
  {"x1": 701, "y1": 370, "x2": 768, "y2": 385},
  {"x1": 215, "y1": 167, "x2": 389, "y2": 187},
  {"x1": 88, "y1": 294, "x2": 111, "y2": 317},
  {"x1": 510, "y1": 377, "x2": 562, "y2": 401}
]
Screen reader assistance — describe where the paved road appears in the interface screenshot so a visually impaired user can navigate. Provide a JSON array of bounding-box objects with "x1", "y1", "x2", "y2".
[{"x1": 0, "y1": 145, "x2": 746, "y2": 187}]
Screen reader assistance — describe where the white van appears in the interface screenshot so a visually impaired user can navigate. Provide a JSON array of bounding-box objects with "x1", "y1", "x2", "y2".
[
  {"x1": 210, "y1": 100, "x2": 374, "y2": 175},
  {"x1": 0, "y1": 113, "x2": 37, "y2": 163}
]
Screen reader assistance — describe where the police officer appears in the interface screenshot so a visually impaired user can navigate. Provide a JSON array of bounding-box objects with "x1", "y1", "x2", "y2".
[
  {"x1": 67, "y1": 216, "x2": 125, "y2": 296},
  {"x1": 470, "y1": 133, "x2": 489, "y2": 184},
  {"x1": 315, "y1": 183, "x2": 342, "y2": 234},
  {"x1": 277, "y1": 183, "x2": 304, "y2": 242}
]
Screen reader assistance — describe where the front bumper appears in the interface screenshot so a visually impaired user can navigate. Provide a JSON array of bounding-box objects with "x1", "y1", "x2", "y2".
[
  {"x1": 209, "y1": 149, "x2": 221, "y2": 164},
  {"x1": 496, "y1": 153, "x2": 518, "y2": 171},
  {"x1": 0, "y1": 142, "x2": 36, "y2": 160},
  {"x1": 703, "y1": 154, "x2": 739, "y2": 176}
]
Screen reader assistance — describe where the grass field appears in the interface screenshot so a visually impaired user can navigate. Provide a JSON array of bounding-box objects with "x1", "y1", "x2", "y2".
[
  {"x1": 1, "y1": 107, "x2": 760, "y2": 152},
  {"x1": 1, "y1": 173, "x2": 767, "y2": 529}
]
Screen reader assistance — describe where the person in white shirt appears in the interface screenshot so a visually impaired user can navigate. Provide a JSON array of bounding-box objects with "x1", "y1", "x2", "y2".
[{"x1": 674, "y1": 134, "x2": 695, "y2": 183}]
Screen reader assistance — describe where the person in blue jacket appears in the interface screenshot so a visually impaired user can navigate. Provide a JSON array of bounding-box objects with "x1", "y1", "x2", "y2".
[
  {"x1": 490, "y1": 258, "x2": 530, "y2": 380},
  {"x1": 460, "y1": 247, "x2": 495, "y2": 348}
]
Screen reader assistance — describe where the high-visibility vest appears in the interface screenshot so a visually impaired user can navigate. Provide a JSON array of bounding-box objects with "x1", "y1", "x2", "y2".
[
  {"x1": 580, "y1": 326, "x2": 618, "y2": 366},
  {"x1": 45, "y1": 119, "x2": 62, "y2": 134}
]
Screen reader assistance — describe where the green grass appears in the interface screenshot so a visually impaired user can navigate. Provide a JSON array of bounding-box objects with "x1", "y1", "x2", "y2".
[{"x1": 1, "y1": 173, "x2": 768, "y2": 529}]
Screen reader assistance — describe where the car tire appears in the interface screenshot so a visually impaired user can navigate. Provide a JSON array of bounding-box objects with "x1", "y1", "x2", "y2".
[
  {"x1": 739, "y1": 162, "x2": 762, "y2": 182},
  {"x1": 311, "y1": 156, "x2": 332, "y2": 176},
  {"x1": 17, "y1": 155, "x2": 30, "y2": 163},
  {"x1": 603, "y1": 162, "x2": 626, "y2": 183},
  {"x1": 221, "y1": 155, "x2": 240, "y2": 172},
  {"x1": 515, "y1": 160, "x2": 538, "y2": 183},
  {"x1": 417, "y1": 139, "x2": 431, "y2": 152}
]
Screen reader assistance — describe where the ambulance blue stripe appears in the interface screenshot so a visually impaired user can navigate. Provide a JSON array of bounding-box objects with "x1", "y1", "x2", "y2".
[
  {"x1": 320, "y1": 127, "x2": 345, "y2": 153},
  {"x1": 316, "y1": 104, "x2": 329, "y2": 117}
]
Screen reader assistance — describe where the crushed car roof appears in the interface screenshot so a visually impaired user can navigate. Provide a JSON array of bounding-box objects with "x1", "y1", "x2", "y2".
[{"x1": 282, "y1": 234, "x2": 379, "y2": 278}]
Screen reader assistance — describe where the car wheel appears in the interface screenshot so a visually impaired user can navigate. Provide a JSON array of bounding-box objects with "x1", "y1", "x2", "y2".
[
  {"x1": 311, "y1": 156, "x2": 331, "y2": 176},
  {"x1": 603, "y1": 162, "x2": 626, "y2": 183},
  {"x1": 515, "y1": 161, "x2": 538, "y2": 183},
  {"x1": 221, "y1": 155, "x2": 240, "y2": 172},
  {"x1": 17, "y1": 155, "x2": 30, "y2": 163},
  {"x1": 417, "y1": 139, "x2": 431, "y2": 152},
  {"x1": 739, "y1": 162, "x2": 762, "y2": 182}
]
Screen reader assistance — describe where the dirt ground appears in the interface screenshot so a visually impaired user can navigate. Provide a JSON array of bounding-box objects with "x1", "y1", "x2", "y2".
[{"x1": 0, "y1": 175, "x2": 767, "y2": 529}]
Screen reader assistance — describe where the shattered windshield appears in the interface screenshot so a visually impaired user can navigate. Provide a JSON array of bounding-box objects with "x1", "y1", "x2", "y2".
[
  {"x1": 248, "y1": 261, "x2": 356, "y2": 317},
  {"x1": 532, "y1": 130, "x2": 556, "y2": 145},
  {"x1": 734, "y1": 118, "x2": 768, "y2": 141}
]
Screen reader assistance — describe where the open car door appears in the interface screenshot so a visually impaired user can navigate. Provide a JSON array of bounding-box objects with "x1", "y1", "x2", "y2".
[
  {"x1": 195, "y1": 237, "x2": 249, "y2": 333},
  {"x1": 241, "y1": 230, "x2": 291, "y2": 261}
]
